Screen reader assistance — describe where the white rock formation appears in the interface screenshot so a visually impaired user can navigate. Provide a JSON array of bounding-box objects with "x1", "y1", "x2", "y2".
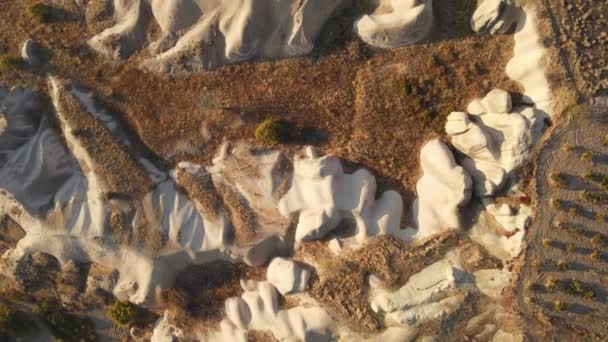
[
  {"x1": 411, "y1": 139, "x2": 472, "y2": 239},
  {"x1": 266, "y1": 257, "x2": 310, "y2": 295},
  {"x1": 469, "y1": 201, "x2": 530, "y2": 261},
  {"x1": 386, "y1": 293, "x2": 467, "y2": 326},
  {"x1": 0, "y1": 82, "x2": 285, "y2": 306},
  {"x1": 207, "y1": 280, "x2": 334, "y2": 341},
  {"x1": 506, "y1": 6, "x2": 553, "y2": 117},
  {"x1": 354, "y1": 0, "x2": 434, "y2": 48},
  {"x1": 447, "y1": 90, "x2": 537, "y2": 196},
  {"x1": 471, "y1": 0, "x2": 518, "y2": 35},
  {"x1": 481, "y1": 89, "x2": 512, "y2": 114},
  {"x1": 369, "y1": 256, "x2": 466, "y2": 314},
  {"x1": 473, "y1": 269, "x2": 510, "y2": 300},
  {"x1": 89, "y1": 0, "x2": 344, "y2": 72},
  {"x1": 151, "y1": 311, "x2": 183, "y2": 342},
  {"x1": 278, "y1": 147, "x2": 403, "y2": 250}
]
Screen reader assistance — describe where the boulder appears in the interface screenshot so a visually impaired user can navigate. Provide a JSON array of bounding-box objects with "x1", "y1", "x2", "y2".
[
  {"x1": 445, "y1": 112, "x2": 470, "y2": 135},
  {"x1": 151, "y1": 311, "x2": 183, "y2": 342},
  {"x1": 467, "y1": 98, "x2": 487, "y2": 115},
  {"x1": 446, "y1": 90, "x2": 534, "y2": 196},
  {"x1": 278, "y1": 148, "x2": 403, "y2": 249},
  {"x1": 413, "y1": 139, "x2": 472, "y2": 238},
  {"x1": 266, "y1": 257, "x2": 310, "y2": 295},
  {"x1": 481, "y1": 89, "x2": 512, "y2": 114},
  {"x1": 471, "y1": 0, "x2": 518, "y2": 35},
  {"x1": 354, "y1": 0, "x2": 434, "y2": 48}
]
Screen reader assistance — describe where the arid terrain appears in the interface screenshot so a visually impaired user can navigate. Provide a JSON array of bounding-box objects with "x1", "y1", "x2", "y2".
[{"x1": 0, "y1": 0, "x2": 606, "y2": 341}]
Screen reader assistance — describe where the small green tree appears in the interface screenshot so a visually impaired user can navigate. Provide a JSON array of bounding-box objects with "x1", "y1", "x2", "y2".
[
  {"x1": 591, "y1": 234, "x2": 604, "y2": 247},
  {"x1": 545, "y1": 277, "x2": 557, "y2": 292},
  {"x1": 561, "y1": 143, "x2": 573, "y2": 153},
  {"x1": 566, "y1": 243, "x2": 576, "y2": 253},
  {"x1": 0, "y1": 55, "x2": 23, "y2": 72},
  {"x1": 0, "y1": 303, "x2": 32, "y2": 333},
  {"x1": 580, "y1": 151, "x2": 593, "y2": 163},
  {"x1": 27, "y1": 3, "x2": 54, "y2": 22},
  {"x1": 591, "y1": 250, "x2": 601, "y2": 261},
  {"x1": 108, "y1": 301, "x2": 136, "y2": 326},
  {"x1": 549, "y1": 172, "x2": 566, "y2": 188},
  {"x1": 255, "y1": 119, "x2": 286, "y2": 145},
  {"x1": 549, "y1": 198, "x2": 562, "y2": 209},
  {"x1": 554, "y1": 300, "x2": 566, "y2": 312}
]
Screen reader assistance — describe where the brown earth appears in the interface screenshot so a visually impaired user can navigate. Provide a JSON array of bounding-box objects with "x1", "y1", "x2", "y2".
[
  {"x1": 1, "y1": 0, "x2": 520, "y2": 211},
  {"x1": 514, "y1": 100, "x2": 608, "y2": 339}
]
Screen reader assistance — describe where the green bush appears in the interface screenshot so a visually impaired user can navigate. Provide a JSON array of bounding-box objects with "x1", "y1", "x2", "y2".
[
  {"x1": 0, "y1": 303, "x2": 32, "y2": 333},
  {"x1": 108, "y1": 301, "x2": 136, "y2": 326},
  {"x1": 255, "y1": 119, "x2": 286, "y2": 145},
  {"x1": 417, "y1": 110, "x2": 433, "y2": 126},
  {"x1": 580, "y1": 151, "x2": 593, "y2": 162},
  {"x1": 34, "y1": 300, "x2": 95, "y2": 341},
  {"x1": 545, "y1": 277, "x2": 557, "y2": 292},
  {"x1": 0, "y1": 55, "x2": 23, "y2": 72},
  {"x1": 27, "y1": 3, "x2": 53, "y2": 22}
]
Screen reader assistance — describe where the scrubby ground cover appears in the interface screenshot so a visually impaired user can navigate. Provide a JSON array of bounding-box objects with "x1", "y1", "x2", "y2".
[{"x1": 516, "y1": 101, "x2": 608, "y2": 339}]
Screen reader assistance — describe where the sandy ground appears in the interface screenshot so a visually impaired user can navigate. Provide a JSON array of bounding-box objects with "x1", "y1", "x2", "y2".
[{"x1": 515, "y1": 99, "x2": 608, "y2": 339}]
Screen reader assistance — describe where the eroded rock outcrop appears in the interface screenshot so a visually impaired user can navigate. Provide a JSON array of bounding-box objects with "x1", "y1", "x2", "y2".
[
  {"x1": 354, "y1": 0, "x2": 434, "y2": 48},
  {"x1": 446, "y1": 89, "x2": 538, "y2": 197},
  {"x1": 89, "y1": 0, "x2": 345, "y2": 72},
  {"x1": 412, "y1": 139, "x2": 472, "y2": 239},
  {"x1": 266, "y1": 257, "x2": 311, "y2": 295},
  {"x1": 278, "y1": 147, "x2": 403, "y2": 250},
  {"x1": 471, "y1": 0, "x2": 518, "y2": 35},
  {"x1": 206, "y1": 280, "x2": 334, "y2": 341}
]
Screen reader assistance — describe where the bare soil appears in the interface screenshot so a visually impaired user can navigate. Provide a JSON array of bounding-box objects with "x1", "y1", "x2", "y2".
[{"x1": 515, "y1": 100, "x2": 608, "y2": 339}]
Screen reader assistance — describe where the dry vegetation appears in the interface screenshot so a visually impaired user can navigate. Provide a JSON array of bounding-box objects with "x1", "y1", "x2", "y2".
[
  {"x1": 517, "y1": 103, "x2": 608, "y2": 338},
  {"x1": 298, "y1": 231, "x2": 499, "y2": 335},
  {"x1": 544, "y1": 0, "x2": 608, "y2": 96},
  {"x1": 0, "y1": 0, "x2": 522, "y2": 215},
  {"x1": 158, "y1": 261, "x2": 266, "y2": 334}
]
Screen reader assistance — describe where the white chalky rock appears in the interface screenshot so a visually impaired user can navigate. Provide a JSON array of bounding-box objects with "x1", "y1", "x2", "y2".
[
  {"x1": 90, "y1": 0, "x2": 345, "y2": 71},
  {"x1": 467, "y1": 98, "x2": 487, "y2": 115},
  {"x1": 483, "y1": 199, "x2": 532, "y2": 233},
  {"x1": 151, "y1": 311, "x2": 183, "y2": 342},
  {"x1": 266, "y1": 257, "x2": 311, "y2": 295},
  {"x1": 445, "y1": 111, "x2": 470, "y2": 135},
  {"x1": 473, "y1": 269, "x2": 510, "y2": 300},
  {"x1": 481, "y1": 89, "x2": 512, "y2": 114},
  {"x1": 369, "y1": 257, "x2": 466, "y2": 314},
  {"x1": 446, "y1": 91, "x2": 535, "y2": 196},
  {"x1": 471, "y1": 0, "x2": 518, "y2": 35},
  {"x1": 354, "y1": 0, "x2": 434, "y2": 48},
  {"x1": 506, "y1": 7, "x2": 553, "y2": 117},
  {"x1": 412, "y1": 139, "x2": 472, "y2": 239},
  {"x1": 278, "y1": 148, "x2": 403, "y2": 250},
  {"x1": 214, "y1": 281, "x2": 333, "y2": 341},
  {"x1": 386, "y1": 293, "x2": 467, "y2": 326}
]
